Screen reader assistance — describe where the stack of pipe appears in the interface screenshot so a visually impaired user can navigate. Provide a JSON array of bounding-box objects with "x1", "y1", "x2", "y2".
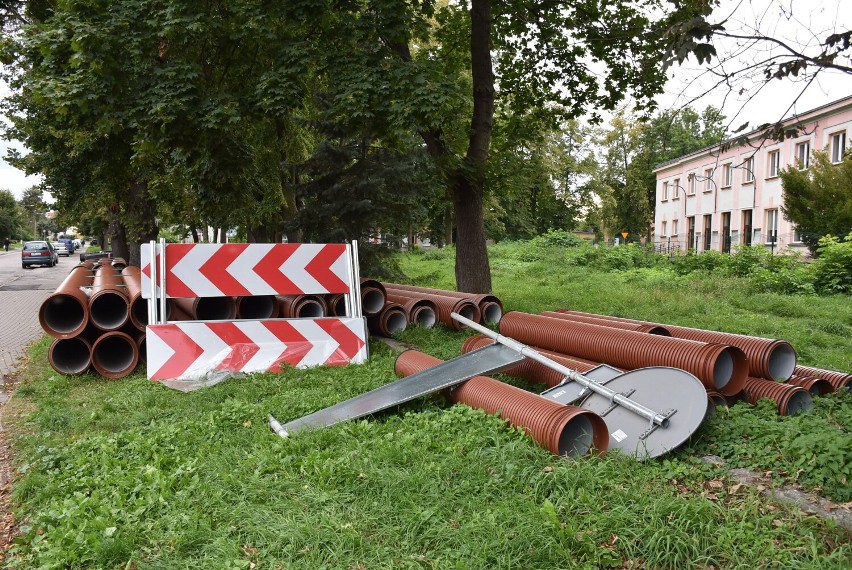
[
  {"x1": 381, "y1": 282, "x2": 503, "y2": 324},
  {"x1": 552, "y1": 309, "x2": 797, "y2": 382},
  {"x1": 40, "y1": 261, "x2": 139, "y2": 378},
  {"x1": 385, "y1": 294, "x2": 439, "y2": 329},
  {"x1": 499, "y1": 312, "x2": 748, "y2": 396},
  {"x1": 381, "y1": 285, "x2": 480, "y2": 331},
  {"x1": 395, "y1": 350, "x2": 609, "y2": 457},
  {"x1": 360, "y1": 279, "x2": 387, "y2": 316}
]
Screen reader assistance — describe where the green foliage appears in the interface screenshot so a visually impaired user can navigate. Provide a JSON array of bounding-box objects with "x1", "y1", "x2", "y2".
[
  {"x1": 529, "y1": 229, "x2": 584, "y2": 249},
  {"x1": 781, "y1": 150, "x2": 852, "y2": 253},
  {"x1": 812, "y1": 234, "x2": 852, "y2": 294},
  {"x1": 0, "y1": 187, "x2": 25, "y2": 239}
]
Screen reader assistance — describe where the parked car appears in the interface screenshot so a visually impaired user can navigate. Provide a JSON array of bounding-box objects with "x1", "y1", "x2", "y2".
[
  {"x1": 52, "y1": 241, "x2": 70, "y2": 257},
  {"x1": 59, "y1": 237, "x2": 76, "y2": 253},
  {"x1": 21, "y1": 241, "x2": 58, "y2": 268},
  {"x1": 72, "y1": 238, "x2": 82, "y2": 249}
]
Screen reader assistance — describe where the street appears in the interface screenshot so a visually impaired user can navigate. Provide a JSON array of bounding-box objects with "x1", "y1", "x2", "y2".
[{"x1": 0, "y1": 247, "x2": 80, "y2": 384}]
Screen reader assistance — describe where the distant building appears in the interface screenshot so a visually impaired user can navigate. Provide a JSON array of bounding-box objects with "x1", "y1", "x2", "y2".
[{"x1": 653, "y1": 95, "x2": 852, "y2": 255}]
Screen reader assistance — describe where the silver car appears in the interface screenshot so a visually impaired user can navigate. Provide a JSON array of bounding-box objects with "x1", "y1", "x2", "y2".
[{"x1": 52, "y1": 241, "x2": 70, "y2": 257}]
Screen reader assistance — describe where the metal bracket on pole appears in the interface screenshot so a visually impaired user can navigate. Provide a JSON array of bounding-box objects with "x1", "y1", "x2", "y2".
[{"x1": 158, "y1": 238, "x2": 167, "y2": 324}]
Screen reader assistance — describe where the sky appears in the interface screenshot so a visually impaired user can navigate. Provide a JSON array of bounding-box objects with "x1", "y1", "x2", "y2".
[{"x1": 1, "y1": 0, "x2": 850, "y2": 200}]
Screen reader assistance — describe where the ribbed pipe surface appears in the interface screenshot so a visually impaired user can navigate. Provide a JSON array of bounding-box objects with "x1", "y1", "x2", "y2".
[
  {"x1": 395, "y1": 350, "x2": 608, "y2": 457},
  {"x1": 173, "y1": 296, "x2": 237, "y2": 320},
  {"x1": 705, "y1": 390, "x2": 728, "y2": 409},
  {"x1": 136, "y1": 332, "x2": 147, "y2": 365},
  {"x1": 90, "y1": 264, "x2": 130, "y2": 331},
  {"x1": 385, "y1": 293, "x2": 438, "y2": 329},
  {"x1": 554, "y1": 309, "x2": 796, "y2": 381},
  {"x1": 324, "y1": 294, "x2": 347, "y2": 316},
  {"x1": 742, "y1": 377, "x2": 812, "y2": 415},
  {"x1": 500, "y1": 312, "x2": 747, "y2": 395},
  {"x1": 381, "y1": 282, "x2": 503, "y2": 324},
  {"x1": 793, "y1": 365, "x2": 851, "y2": 392},
  {"x1": 461, "y1": 335, "x2": 610, "y2": 388},
  {"x1": 236, "y1": 295, "x2": 279, "y2": 319},
  {"x1": 360, "y1": 279, "x2": 387, "y2": 316},
  {"x1": 540, "y1": 311, "x2": 671, "y2": 336},
  {"x1": 276, "y1": 294, "x2": 326, "y2": 318},
  {"x1": 39, "y1": 264, "x2": 93, "y2": 339},
  {"x1": 784, "y1": 375, "x2": 834, "y2": 395},
  {"x1": 91, "y1": 331, "x2": 139, "y2": 379},
  {"x1": 121, "y1": 266, "x2": 148, "y2": 331},
  {"x1": 48, "y1": 336, "x2": 92, "y2": 376},
  {"x1": 384, "y1": 287, "x2": 480, "y2": 330},
  {"x1": 367, "y1": 303, "x2": 409, "y2": 336}
]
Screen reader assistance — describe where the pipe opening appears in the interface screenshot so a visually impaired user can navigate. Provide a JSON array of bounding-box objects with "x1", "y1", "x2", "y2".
[
  {"x1": 333, "y1": 297, "x2": 348, "y2": 316},
  {"x1": 456, "y1": 306, "x2": 477, "y2": 328},
  {"x1": 384, "y1": 311, "x2": 408, "y2": 334},
  {"x1": 712, "y1": 350, "x2": 733, "y2": 390},
  {"x1": 768, "y1": 344, "x2": 797, "y2": 381},
  {"x1": 131, "y1": 297, "x2": 148, "y2": 327},
  {"x1": 196, "y1": 297, "x2": 236, "y2": 320},
  {"x1": 90, "y1": 294, "x2": 129, "y2": 330},
  {"x1": 93, "y1": 336, "x2": 136, "y2": 374},
  {"x1": 482, "y1": 303, "x2": 503, "y2": 324},
  {"x1": 137, "y1": 337, "x2": 147, "y2": 364},
  {"x1": 51, "y1": 338, "x2": 91, "y2": 375},
  {"x1": 558, "y1": 415, "x2": 595, "y2": 457},
  {"x1": 297, "y1": 301, "x2": 325, "y2": 318},
  {"x1": 42, "y1": 295, "x2": 86, "y2": 334},
  {"x1": 412, "y1": 307, "x2": 437, "y2": 328},
  {"x1": 362, "y1": 289, "x2": 385, "y2": 315},
  {"x1": 785, "y1": 391, "x2": 813, "y2": 415},
  {"x1": 239, "y1": 296, "x2": 276, "y2": 319}
]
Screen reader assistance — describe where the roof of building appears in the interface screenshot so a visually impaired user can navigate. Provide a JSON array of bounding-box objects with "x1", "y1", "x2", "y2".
[{"x1": 653, "y1": 93, "x2": 852, "y2": 173}]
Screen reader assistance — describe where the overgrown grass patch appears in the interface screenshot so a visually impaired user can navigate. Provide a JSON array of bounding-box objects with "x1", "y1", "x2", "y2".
[{"x1": 4, "y1": 243, "x2": 851, "y2": 568}]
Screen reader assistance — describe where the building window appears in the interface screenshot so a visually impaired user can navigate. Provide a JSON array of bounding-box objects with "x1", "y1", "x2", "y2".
[
  {"x1": 672, "y1": 178, "x2": 680, "y2": 200},
  {"x1": 703, "y1": 214, "x2": 712, "y2": 251},
  {"x1": 722, "y1": 163, "x2": 732, "y2": 188},
  {"x1": 703, "y1": 168, "x2": 713, "y2": 192},
  {"x1": 672, "y1": 219, "x2": 678, "y2": 236},
  {"x1": 721, "y1": 212, "x2": 731, "y2": 253},
  {"x1": 688, "y1": 174, "x2": 696, "y2": 195},
  {"x1": 793, "y1": 226, "x2": 803, "y2": 244},
  {"x1": 687, "y1": 216, "x2": 696, "y2": 249},
  {"x1": 744, "y1": 157, "x2": 755, "y2": 183},
  {"x1": 742, "y1": 210, "x2": 752, "y2": 246},
  {"x1": 831, "y1": 131, "x2": 846, "y2": 163},
  {"x1": 795, "y1": 141, "x2": 810, "y2": 169},
  {"x1": 661, "y1": 221, "x2": 667, "y2": 238},
  {"x1": 766, "y1": 209, "x2": 778, "y2": 244},
  {"x1": 767, "y1": 150, "x2": 780, "y2": 177},
  {"x1": 661, "y1": 181, "x2": 669, "y2": 201}
]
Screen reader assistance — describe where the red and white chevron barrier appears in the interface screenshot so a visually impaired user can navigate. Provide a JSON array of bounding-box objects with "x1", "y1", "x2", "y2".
[
  {"x1": 146, "y1": 318, "x2": 368, "y2": 381},
  {"x1": 141, "y1": 243, "x2": 352, "y2": 298}
]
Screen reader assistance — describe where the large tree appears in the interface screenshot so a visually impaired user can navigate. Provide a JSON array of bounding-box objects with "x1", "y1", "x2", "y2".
[{"x1": 780, "y1": 150, "x2": 852, "y2": 253}]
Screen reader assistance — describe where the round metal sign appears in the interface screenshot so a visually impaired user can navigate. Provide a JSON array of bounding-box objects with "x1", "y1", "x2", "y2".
[{"x1": 580, "y1": 366, "x2": 708, "y2": 459}]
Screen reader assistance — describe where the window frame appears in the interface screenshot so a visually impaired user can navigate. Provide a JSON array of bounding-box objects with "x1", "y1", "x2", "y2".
[
  {"x1": 743, "y1": 157, "x2": 755, "y2": 183},
  {"x1": 703, "y1": 168, "x2": 714, "y2": 193},
  {"x1": 688, "y1": 174, "x2": 696, "y2": 195},
  {"x1": 830, "y1": 131, "x2": 846, "y2": 164},
  {"x1": 795, "y1": 140, "x2": 810, "y2": 169},
  {"x1": 767, "y1": 150, "x2": 781, "y2": 178},
  {"x1": 722, "y1": 163, "x2": 732, "y2": 188},
  {"x1": 672, "y1": 178, "x2": 680, "y2": 200},
  {"x1": 661, "y1": 181, "x2": 669, "y2": 202},
  {"x1": 765, "y1": 209, "x2": 779, "y2": 244}
]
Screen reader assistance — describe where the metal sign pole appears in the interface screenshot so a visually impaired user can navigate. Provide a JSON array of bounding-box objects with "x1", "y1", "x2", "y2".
[
  {"x1": 147, "y1": 240, "x2": 157, "y2": 325},
  {"x1": 158, "y1": 238, "x2": 167, "y2": 324}
]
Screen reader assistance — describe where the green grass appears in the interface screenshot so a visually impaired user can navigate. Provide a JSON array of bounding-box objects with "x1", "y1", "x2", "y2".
[{"x1": 4, "y1": 242, "x2": 851, "y2": 569}]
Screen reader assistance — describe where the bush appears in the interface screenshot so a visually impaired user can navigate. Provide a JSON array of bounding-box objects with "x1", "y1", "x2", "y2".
[
  {"x1": 528, "y1": 229, "x2": 584, "y2": 248},
  {"x1": 670, "y1": 250, "x2": 729, "y2": 275},
  {"x1": 813, "y1": 233, "x2": 852, "y2": 294}
]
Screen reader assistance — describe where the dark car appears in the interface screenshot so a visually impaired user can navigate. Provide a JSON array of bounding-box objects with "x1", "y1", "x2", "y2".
[
  {"x1": 22, "y1": 241, "x2": 58, "y2": 268},
  {"x1": 59, "y1": 237, "x2": 76, "y2": 253}
]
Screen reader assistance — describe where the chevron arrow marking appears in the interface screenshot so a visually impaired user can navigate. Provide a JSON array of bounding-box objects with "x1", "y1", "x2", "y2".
[{"x1": 199, "y1": 244, "x2": 252, "y2": 297}]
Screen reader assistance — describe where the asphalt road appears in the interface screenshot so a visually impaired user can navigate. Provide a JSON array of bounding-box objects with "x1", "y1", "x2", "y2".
[{"x1": 0, "y1": 247, "x2": 82, "y2": 384}]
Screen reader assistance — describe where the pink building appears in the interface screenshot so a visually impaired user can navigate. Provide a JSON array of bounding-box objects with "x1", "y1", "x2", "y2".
[{"x1": 653, "y1": 95, "x2": 852, "y2": 255}]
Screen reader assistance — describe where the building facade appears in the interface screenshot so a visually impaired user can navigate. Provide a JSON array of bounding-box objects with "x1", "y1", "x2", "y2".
[{"x1": 653, "y1": 95, "x2": 852, "y2": 255}]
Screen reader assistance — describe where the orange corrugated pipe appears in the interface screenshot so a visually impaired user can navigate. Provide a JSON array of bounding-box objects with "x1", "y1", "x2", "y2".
[
  {"x1": 500, "y1": 312, "x2": 747, "y2": 396},
  {"x1": 394, "y1": 350, "x2": 608, "y2": 457}
]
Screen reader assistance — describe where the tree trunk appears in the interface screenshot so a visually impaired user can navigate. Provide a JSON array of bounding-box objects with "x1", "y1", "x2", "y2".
[
  {"x1": 126, "y1": 179, "x2": 158, "y2": 267},
  {"x1": 452, "y1": 0, "x2": 494, "y2": 293}
]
